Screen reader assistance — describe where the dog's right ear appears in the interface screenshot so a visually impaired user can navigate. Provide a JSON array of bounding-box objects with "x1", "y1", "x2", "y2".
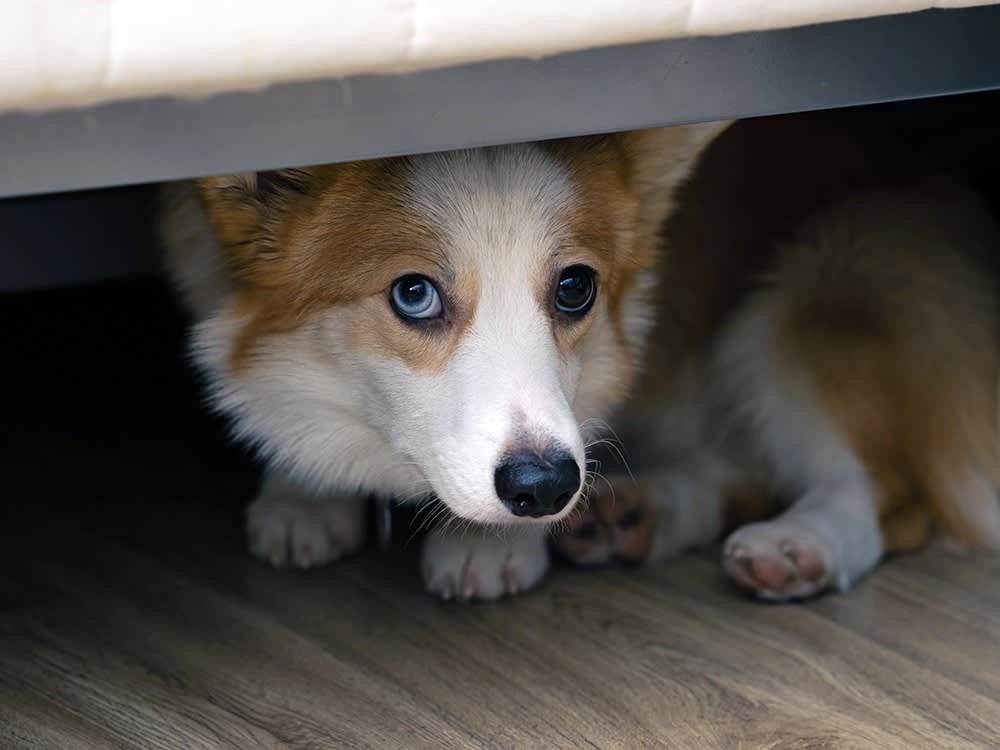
[{"x1": 196, "y1": 168, "x2": 316, "y2": 281}]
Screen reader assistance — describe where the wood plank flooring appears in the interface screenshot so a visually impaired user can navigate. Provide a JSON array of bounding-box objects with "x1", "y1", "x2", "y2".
[{"x1": 2, "y1": 475, "x2": 998, "y2": 749}]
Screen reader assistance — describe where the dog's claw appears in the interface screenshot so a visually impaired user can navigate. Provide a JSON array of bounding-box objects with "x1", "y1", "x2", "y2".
[
  {"x1": 267, "y1": 540, "x2": 287, "y2": 568},
  {"x1": 461, "y1": 574, "x2": 480, "y2": 601},
  {"x1": 438, "y1": 576, "x2": 455, "y2": 601},
  {"x1": 502, "y1": 567, "x2": 520, "y2": 595}
]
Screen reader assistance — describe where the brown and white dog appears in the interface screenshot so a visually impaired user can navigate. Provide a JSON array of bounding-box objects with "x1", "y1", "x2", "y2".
[{"x1": 162, "y1": 112, "x2": 1000, "y2": 601}]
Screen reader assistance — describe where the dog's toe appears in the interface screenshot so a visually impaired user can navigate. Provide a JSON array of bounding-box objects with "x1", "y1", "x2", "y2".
[
  {"x1": 422, "y1": 526, "x2": 549, "y2": 601},
  {"x1": 246, "y1": 494, "x2": 367, "y2": 569}
]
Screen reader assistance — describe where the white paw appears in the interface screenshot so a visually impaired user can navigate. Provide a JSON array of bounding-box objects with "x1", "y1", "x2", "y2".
[
  {"x1": 246, "y1": 489, "x2": 367, "y2": 569},
  {"x1": 421, "y1": 526, "x2": 550, "y2": 601},
  {"x1": 722, "y1": 521, "x2": 837, "y2": 601}
]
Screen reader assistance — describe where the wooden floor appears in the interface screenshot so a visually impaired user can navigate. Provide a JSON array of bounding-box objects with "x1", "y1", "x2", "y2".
[
  {"x1": 3, "y1": 481, "x2": 1000, "y2": 750},
  {"x1": 2, "y1": 283, "x2": 1000, "y2": 749}
]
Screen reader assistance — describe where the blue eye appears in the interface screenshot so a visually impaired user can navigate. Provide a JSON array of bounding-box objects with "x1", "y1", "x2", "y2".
[
  {"x1": 555, "y1": 265, "x2": 597, "y2": 315},
  {"x1": 390, "y1": 275, "x2": 443, "y2": 320}
]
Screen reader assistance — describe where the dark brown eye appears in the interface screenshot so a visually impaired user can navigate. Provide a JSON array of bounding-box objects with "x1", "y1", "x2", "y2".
[{"x1": 555, "y1": 265, "x2": 597, "y2": 315}]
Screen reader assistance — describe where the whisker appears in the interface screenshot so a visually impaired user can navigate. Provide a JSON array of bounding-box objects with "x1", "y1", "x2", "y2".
[
  {"x1": 405, "y1": 499, "x2": 447, "y2": 546},
  {"x1": 582, "y1": 465, "x2": 620, "y2": 511},
  {"x1": 585, "y1": 436, "x2": 633, "y2": 476},
  {"x1": 551, "y1": 504, "x2": 584, "y2": 536},
  {"x1": 579, "y1": 417, "x2": 616, "y2": 440}
]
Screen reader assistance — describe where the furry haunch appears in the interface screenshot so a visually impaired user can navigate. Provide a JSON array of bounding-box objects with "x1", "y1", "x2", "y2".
[
  {"x1": 163, "y1": 113, "x2": 1000, "y2": 601},
  {"x1": 554, "y1": 113, "x2": 1000, "y2": 600}
]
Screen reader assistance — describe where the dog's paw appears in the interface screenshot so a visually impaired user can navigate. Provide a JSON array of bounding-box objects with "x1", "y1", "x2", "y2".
[
  {"x1": 246, "y1": 491, "x2": 367, "y2": 570},
  {"x1": 722, "y1": 521, "x2": 834, "y2": 601},
  {"x1": 551, "y1": 480, "x2": 655, "y2": 566},
  {"x1": 421, "y1": 526, "x2": 549, "y2": 601}
]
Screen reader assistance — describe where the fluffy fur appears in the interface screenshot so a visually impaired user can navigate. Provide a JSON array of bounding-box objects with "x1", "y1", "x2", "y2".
[
  {"x1": 163, "y1": 112, "x2": 1000, "y2": 602},
  {"x1": 554, "y1": 112, "x2": 1000, "y2": 600},
  {"x1": 161, "y1": 123, "x2": 725, "y2": 599}
]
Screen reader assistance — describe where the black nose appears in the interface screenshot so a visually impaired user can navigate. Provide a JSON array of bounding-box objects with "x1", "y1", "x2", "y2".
[{"x1": 494, "y1": 451, "x2": 580, "y2": 518}]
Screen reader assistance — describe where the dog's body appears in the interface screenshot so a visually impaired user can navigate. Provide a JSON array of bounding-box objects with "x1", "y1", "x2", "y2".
[
  {"x1": 163, "y1": 112, "x2": 1000, "y2": 601},
  {"x1": 555, "y1": 114, "x2": 1000, "y2": 598}
]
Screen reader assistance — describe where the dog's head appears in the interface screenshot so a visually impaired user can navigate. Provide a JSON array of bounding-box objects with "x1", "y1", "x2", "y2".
[{"x1": 178, "y1": 124, "x2": 726, "y2": 525}]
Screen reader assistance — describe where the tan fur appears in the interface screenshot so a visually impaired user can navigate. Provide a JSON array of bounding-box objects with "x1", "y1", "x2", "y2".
[
  {"x1": 646, "y1": 113, "x2": 1000, "y2": 552},
  {"x1": 544, "y1": 124, "x2": 733, "y2": 411},
  {"x1": 197, "y1": 161, "x2": 467, "y2": 372},
  {"x1": 773, "y1": 180, "x2": 1000, "y2": 550},
  {"x1": 633, "y1": 113, "x2": 923, "y2": 404},
  {"x1": 555, "y1": 112, "x2": 1000, "y2": 600},
  {"x1": 541, "y1": 135, "x2": 648, "y2": 392}
]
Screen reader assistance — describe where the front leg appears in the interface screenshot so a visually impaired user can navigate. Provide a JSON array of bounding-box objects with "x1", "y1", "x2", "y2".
[
  {"x1": 723, "y1": 479, "x2": 884, "y2": 600},
  {"x1": 246, "y1": 467, "x2": 369, "y2": 569},
  {"x1": 421, "y1": 523, "x2": 550, "y2": 601}
]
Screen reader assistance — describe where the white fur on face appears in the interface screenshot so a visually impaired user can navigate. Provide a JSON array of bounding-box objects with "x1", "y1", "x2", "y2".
[
  {"x1": 370, "y1": 146, "x2": 588, "y2": 524},
  {"x1": 364, "y1": 290, "x2": 587, "y2": 526},
  {"x1": 191, "y1": 312, "x2": 434, "y2": 500}
]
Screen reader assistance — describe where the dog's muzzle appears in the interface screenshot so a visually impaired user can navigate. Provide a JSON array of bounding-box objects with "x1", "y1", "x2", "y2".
[{"x1": 494, "y1": 449, "x2": 580, "y2": 518}]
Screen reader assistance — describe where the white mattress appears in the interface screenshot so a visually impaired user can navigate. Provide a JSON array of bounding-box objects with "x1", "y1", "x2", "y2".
[{"x1": 1, "y1": 0, "x2": 996, "y2": 114}]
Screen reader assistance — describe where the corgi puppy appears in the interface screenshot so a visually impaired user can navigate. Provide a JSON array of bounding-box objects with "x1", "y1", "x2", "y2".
[
  {"x1": 160, "y1": 122, "x2": 728, "y2": 600},
  {"x1": 164, "y1": 112, "x2": 1000, "y2": 603},
  {"x1": 553, "y1": 113, "x2": 1000, "y2": 600}
]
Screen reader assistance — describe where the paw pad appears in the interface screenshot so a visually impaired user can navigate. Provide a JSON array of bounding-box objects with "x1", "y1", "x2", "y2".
[{"x1": 723, "y1": 533, "x2": 831, "y2": 600}]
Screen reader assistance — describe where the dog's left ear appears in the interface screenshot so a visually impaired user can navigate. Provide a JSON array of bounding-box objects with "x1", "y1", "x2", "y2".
[
  {"x1": 624, "y1": 120, "x2": 733, "y2": 242},
  {"x1": 626, "y1": 120, "x2": 732, "y2": 193},
  {"x1": 196, "y1": 167, "x2": 317, "y2": 282}
]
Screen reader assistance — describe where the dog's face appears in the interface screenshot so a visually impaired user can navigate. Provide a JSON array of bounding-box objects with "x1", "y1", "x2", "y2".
[{"x1": 188, "y1": 127, "x2": 722, "y2": 525}]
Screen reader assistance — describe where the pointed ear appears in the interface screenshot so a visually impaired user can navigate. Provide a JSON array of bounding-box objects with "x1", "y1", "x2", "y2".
[
  {"x1": 195, "y1": 167, "x2": 316, "y2": 279},
  {"x1": 625, "y1": 120, "x2": 733, "y2": 241},
  {"x1": 627, "y1": 120, "x2": 732, "y2": 192}
]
